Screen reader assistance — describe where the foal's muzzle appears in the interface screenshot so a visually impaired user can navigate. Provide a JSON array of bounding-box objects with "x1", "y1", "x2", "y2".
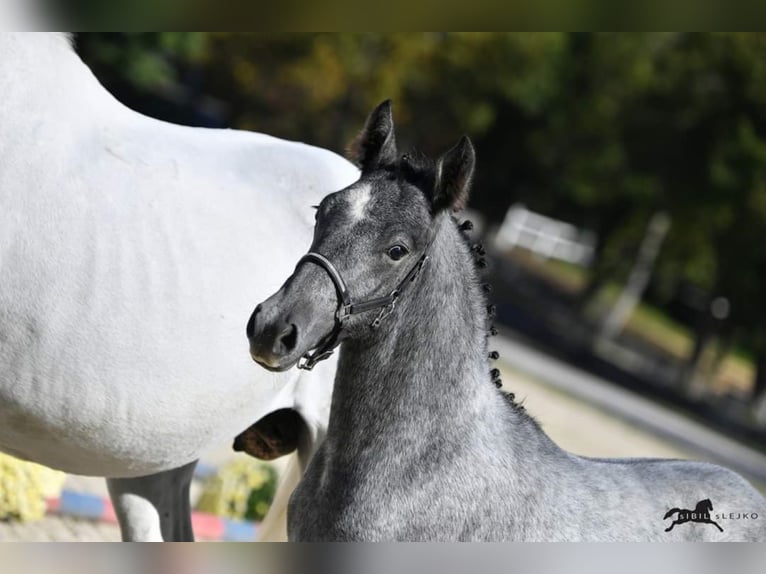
[
  {"x1": 247, "y1": 244, "x2": 430, "y2": 372},
  {"x1": 246, "y1": 304, "x2": 304, "y2": 371}
]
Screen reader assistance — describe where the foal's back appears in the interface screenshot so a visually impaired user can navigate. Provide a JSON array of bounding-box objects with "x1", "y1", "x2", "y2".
[{"x1": 468, "y1": 417, "x2": 766, "y2": 541}]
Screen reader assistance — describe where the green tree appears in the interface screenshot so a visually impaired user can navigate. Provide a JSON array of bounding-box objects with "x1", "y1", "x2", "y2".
[{"x1": 76, "y1": 33, "x2": 766, "y2": 403}]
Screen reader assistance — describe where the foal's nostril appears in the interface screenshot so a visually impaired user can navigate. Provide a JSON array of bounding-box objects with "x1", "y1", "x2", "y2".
[
  {"x1": 277, "y1": 323, "x2": 299, "y2": 354},
  {"x1": 246, "y1": 304, "x2": 261, "y2": 339}
]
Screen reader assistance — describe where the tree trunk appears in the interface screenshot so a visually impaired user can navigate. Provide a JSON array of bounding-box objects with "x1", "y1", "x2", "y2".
[
  {"x1": 598, "y1": 212, "x2": 671, "y2": 342},
  {"x1": 677, "y1": 314, "x2": 726, "y2": 396},
  {"x1": 577, "y1": 209, "x2": 628, "y2": 310},
  {"x1": 577, "y1": 264, "x2": 613, "y2": 311},
  {"x1": 706, "y1": 329, "x2": 734, "y2": 384},
  {"x1": 752, "y1": 355, "x2": 766, "y2": 429},
  {"x1": 753, "y1": 355, "x2": 766, "y2": 402}
]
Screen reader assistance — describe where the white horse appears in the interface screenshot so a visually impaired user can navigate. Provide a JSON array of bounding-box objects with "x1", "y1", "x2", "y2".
[{"x1": 0, "y1": 33, "x2": 357, "y2": 540}]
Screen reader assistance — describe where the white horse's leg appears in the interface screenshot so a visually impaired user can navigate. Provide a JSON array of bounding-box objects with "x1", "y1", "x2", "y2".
[
  {"x1": 107, "y1": 460, "x2": 197, "y2": 541},
  {"x1": 256, "y1": 452, "x2": 301, "y2": 541},
  {"x1": 255, "y1": 411, "x2": 321, "y2": 542}
]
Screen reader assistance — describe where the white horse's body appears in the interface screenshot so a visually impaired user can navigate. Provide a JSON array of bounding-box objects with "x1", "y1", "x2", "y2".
[{"x1": 0, "y1": 33, "x2": 356, "y2": 539}]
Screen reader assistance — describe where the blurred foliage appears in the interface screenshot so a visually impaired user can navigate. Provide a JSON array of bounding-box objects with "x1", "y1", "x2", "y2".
[
  {"x1": 0, "y1": 453, "x2": 66, "y2": 522},
  {"x1": 77, "y1": 33, "x2": 206, "y2": 91},
  {"x1": 75, "y1": 33, "x2": 766, "y2": 370},
  {"x1": 196, "y1": 458, "x2": 277, "y2": 522}
]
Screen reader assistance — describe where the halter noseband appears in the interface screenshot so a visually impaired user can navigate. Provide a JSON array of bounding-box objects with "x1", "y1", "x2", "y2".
[{"x1": 294, "y1": 249, "x2": 429, "y2": 370}]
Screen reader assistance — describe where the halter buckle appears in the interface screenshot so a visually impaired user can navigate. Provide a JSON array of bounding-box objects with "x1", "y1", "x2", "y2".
[
  {"x1": 336, "y1": 303, "x2": 353, "y2": 322},
  {"x1": 370, "y1": 292, "x2": 399, "y2": 329},
  {"x1": 296, "y1": 354, "x2": 314, "y2": 371},
  {"x1": 297, "y1": 349, "x2": 335, "y2": 371}
]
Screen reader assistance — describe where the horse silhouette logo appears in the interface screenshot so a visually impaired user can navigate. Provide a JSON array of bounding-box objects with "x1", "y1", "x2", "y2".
[{"x1": 664, "y1": 498, "x2": 723, "y2": 532}]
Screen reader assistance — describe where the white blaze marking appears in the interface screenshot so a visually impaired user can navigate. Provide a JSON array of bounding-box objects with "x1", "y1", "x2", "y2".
[{"x1": 347, "y1": 184, "x2": 371, "y2": 222}]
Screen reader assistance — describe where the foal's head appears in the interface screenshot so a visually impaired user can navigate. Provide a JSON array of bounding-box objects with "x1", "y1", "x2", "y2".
[{"x1": 246, "y1": 100, "x2": 475, "y2": 371}]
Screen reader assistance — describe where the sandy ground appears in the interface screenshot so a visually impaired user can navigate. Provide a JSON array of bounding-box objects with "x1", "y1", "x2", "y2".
[
  {"x1": 498, "y1": 362, "x2": 697, "y2": 461},
  {"x1": 0, "y1": 364, "x2": 745, "y2": 541}
]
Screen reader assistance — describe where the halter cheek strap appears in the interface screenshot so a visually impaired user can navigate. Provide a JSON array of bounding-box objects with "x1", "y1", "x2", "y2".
[{"x1": 294, "y1": 250, "x2": 429, "y2": 370}]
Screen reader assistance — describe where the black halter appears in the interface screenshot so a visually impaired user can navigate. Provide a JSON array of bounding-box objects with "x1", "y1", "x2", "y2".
[{"x1": 294, "y1": 250, "x2": 430, "y2": 370}]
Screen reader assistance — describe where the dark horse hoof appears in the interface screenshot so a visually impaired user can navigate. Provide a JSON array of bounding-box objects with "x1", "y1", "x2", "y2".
[{"x1": 233, "y1": 408, "x2": 307, "y2": 460}]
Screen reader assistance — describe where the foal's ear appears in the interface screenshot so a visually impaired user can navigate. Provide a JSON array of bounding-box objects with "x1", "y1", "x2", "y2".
[
  {"x1": 347, "y1": 100, "x2": 398, "y2": 172},
  {"x1": 432, "y1": 136, "x2": 475, "y2": 213}
]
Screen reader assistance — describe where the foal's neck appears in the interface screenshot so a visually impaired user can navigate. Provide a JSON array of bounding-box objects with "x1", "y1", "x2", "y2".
[{"x1": 328, "y1": 215, "x2": 505, "y2": 453}]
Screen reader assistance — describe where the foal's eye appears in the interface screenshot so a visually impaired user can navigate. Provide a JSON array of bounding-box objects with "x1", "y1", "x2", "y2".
[{"x1": 387, "y1": 245, "x2": 409, "y2": 261}]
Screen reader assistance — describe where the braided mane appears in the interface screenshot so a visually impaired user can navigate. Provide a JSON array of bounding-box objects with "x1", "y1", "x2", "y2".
[{"x1": 455, "y1": 216, "x2": 526, "y2": 412}]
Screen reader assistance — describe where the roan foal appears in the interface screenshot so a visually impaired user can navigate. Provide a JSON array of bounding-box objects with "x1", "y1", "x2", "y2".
[{"x1": 247, "y1": 101, "x2": 766, "y2": 541}]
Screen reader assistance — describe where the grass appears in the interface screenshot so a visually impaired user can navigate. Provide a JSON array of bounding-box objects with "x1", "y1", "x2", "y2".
[
  {"x1": 508, "y1": 250, "x2": 588, "y2": 294},
  {"x1": 595, "y1": 285, "x2": 693, "y2": 359},
  {"x1": 594, "y1": 285, "x2": 755, "y2": 395},
  {"x1": 623, "y1": 298, "x2": 753, "y2": 394},
  {"x1": 509, "y1": 248, "x2": 756, "y2": 396}
]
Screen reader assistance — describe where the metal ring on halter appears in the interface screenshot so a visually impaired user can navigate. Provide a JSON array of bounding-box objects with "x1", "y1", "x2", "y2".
[{"x1": 294, "y1": 249, "x2": 429, "y2": 371}]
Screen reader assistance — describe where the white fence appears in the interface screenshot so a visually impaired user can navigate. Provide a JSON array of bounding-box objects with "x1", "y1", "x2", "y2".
[{"x1": 492, "y1": 203, "x2": 596, "y2": 266}]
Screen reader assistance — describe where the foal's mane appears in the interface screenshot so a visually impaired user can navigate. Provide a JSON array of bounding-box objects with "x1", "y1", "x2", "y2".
[
  {"x1": 387, "y1": 149, "x2": 438, "y2": 195},
  {"x1": 452, "y1": 215, "x2": 527, "y2": 413},
  {"x1": 381, "y1": 148, "x2": 527, "y2": 414}
]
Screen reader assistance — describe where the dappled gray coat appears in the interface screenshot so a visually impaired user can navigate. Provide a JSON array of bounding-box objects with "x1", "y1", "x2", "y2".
[{"x1": 248, "y1": 101, "x2": 766, "y2": 541}]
